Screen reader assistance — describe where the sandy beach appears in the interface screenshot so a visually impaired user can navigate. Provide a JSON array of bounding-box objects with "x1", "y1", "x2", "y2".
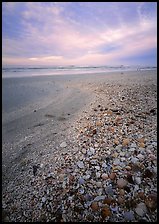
[{"x1": 2, "y1": 70, "x2": 157, "y2": 222}]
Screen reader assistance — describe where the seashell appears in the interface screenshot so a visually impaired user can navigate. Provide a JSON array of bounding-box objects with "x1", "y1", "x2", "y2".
[
  {"x1": 114, "y1": 138, "x2": 119, "y2": 145},
  {"x1": 138, "y1": 142, "x2": 145, "y2": 148},
  {"x1": 109, "y1": 172, "x2": 116, "y2": 180},
  {"x1": 103, "y1": 197, "x2": 112, "y2": 205},
  {"x1": 122, "y1": 138, "x2": 130, "y2": 146},
  {"x1": 145, "y1": 193, "x2": 157, "y2": 211},
  {"x1": 101, "y1": 206, "x2": 111, "y2": 219},
  {"x1": 138, "y1": 138, "x2": 145, "y2": 143},
  {"x1": 91, "y1": 201, "x2": 99, "y2": 211},
  {"x1": 143, "y1": 168, "x2": 154, "y2": 178},
  {"x1": 106, "y1": 110, "x2": 113, "y2": 116}
]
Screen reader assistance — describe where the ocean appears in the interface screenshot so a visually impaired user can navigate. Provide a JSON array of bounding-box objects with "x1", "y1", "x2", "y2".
[{"x1": 2, "y1": 65, "x2": 157, "y2": 78}]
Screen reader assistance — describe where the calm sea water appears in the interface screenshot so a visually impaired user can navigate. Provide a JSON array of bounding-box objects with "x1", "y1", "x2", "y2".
[{"x1": 2, "y1": 65, "x2": 157, "y2": 78}]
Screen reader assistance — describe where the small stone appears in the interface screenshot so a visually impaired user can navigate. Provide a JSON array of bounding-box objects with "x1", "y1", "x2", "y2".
[
  {"x1": 77, "y1": 161, "x2": 84, "y2": 169},
  {"x1": 82, "y1": 148, "x2": 87, "y2": 154},
  {"x1": 102, "y1": 163, "x2": 107, "y2": 168},
  {"x1": 109, "y1": 172, "x2": 116, "y2": 180},
  {"x1": 60, "y1": 142, "x2": 67, "y2": 148},
  {"x1": 91, "y1": 201, "x2": 99, "y2": 211},
  {"x1": 101, "y1": 173, "x2": 108, "y2": 180},
  {"x1": 135, "y1": 203, "x2": 147, "y2": 216},
  {"x1": 113, "y1": 158, "x2": 120, "y2": 165},
  {"x1": 118, "y1": 196, "x2": 124, "y2": 204},
  {"x1": 95, "y1": 165, "x2": 100, "y2": 170},
  {"x1": 129, "y1": 147, "x2": 136, "y2": 152},
  {"x1": 84, "y1": 174, "x2": 91, "y2": 180},
  {"x1": 96, "y1": 181, "x2": 102, "y2": 188},
  {"x1": 131, "y1": 157, "x2": 139, "y2": 164},
  {"x1": 120, "y1": 151, "x2": 125, "y2": 156},
  {"x1": 117, "y1": 178, "x2": 128, "y2": 188},
  {"x1": 42, "y1": 197, "x2": 46, "y2": 203},
  {"x1": 105, "y1": 186, "x2": 114, "y2": 196},
  {"x1": 96, "y1": 172, "x2": 101, "y2": 178},
  {"x1": 135, "y1": 177, "x2": 141, "y2": 185},
  {"x1": 124, "y1": 211, "x2": 134, "y2": 221},
  {"x1": 120, "y1": 157, "x2": 126, "y2": 162},
  {"x1": 137, "y1": 154, "x2": 145, "y2": 161},
  {"x1": 119, "y1": 189, "x2": 125, "y2": 196},
  {"x1": 130, "y1": 143, "x2": 137, "y2": 148},
  {"x1": 87, "y1": 147, "x2": 95, "y2": 156},
  {"x1": 78, "y1": 177, "x2": 85, "y2": 185}
]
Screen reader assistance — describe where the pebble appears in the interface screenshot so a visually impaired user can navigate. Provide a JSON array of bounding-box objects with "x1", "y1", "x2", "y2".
[
  {"x1": 87, "y1": 147, "x2": 95, "y2": 156},
  {"x1": 131, "y1": 157, "x2": 139, "y2": 164},
  {"x1": 81, "y1": 148, "x2": 87, "y2": 154},
  {"x1": 96, "y1": 172, "x2": 101, "y2": 178},
  {"x1": 83, "y1": 174, "x2": 91, "y2": 180},
  {"x1": 135, "y1": 203, "x2": 147, "y2": 217},
  {"x1": 113, "y1": 158, "x2": 120, "y2": 165},
  {"x1": 124, "y1": 211, "x2": 134, "y2": 221},
  {"x1": 78, "y1": 177, "x2": 85, "y2": 185},
  {"x1": 42, "y1": 197, "x2": 46, "y2": 203},
  {"x1": 117, "y1": 178, "x2": 128, "y2": 188},
  {"x1": 135, "y1": 177, "x2": 141, "y2": 185},
  {"x1": 102, "y1": 163, "x2": 107, "y2": 168},
  {"x1": 60, "y1": 142, "x2": 67, "y2": 148},
  {"x1": 95, "y1": 165, "x2": 100, "y2": 170},
  {"x1": 105, "y1": 186, "x2": 114, "y2": 196},
  {"x1": 109, "y1": 172, "x2": 116, "y2": 180},
  {"x1": 77, "y1": 161, "x2": 85, "y2": 169},
  {"x1": 137, "y1": 154, "x2": 145, "y2": 161},
  {"x1": 101, "y1": 173, "x2": 108, "y2": 180}
]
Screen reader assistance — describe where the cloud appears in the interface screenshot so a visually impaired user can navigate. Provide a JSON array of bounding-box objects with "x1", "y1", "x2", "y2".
[{"x1": 2, "y1": 2, "x2": 157, "y2": 66}]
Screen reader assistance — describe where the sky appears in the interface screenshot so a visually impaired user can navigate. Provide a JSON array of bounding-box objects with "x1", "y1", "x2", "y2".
[{"x1": 2, "y1": 2, "x2": 157, "y2": 67}]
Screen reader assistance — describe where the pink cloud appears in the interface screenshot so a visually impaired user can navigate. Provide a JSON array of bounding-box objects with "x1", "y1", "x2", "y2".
[{"x1": 2, "y1": 2, "x2": 157, "y2": 66}]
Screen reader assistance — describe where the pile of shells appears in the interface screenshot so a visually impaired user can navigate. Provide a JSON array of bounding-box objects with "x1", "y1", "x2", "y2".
[{"x1": 2, "y1": 76, "x2": 157, "y2": 222}]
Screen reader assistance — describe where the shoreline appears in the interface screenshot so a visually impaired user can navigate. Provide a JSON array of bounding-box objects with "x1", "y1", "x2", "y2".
[
  {"x1": 2, "y1": 67, "x2": 157, "y2": 79},
  {"x1": 2, "y1": 70, "x2": 157, "y2": 222}
]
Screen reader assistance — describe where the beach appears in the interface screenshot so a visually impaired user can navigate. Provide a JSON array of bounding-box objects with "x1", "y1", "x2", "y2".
[{"x1": 2, "y1": 70, "x2": 157, "y2": 222}]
